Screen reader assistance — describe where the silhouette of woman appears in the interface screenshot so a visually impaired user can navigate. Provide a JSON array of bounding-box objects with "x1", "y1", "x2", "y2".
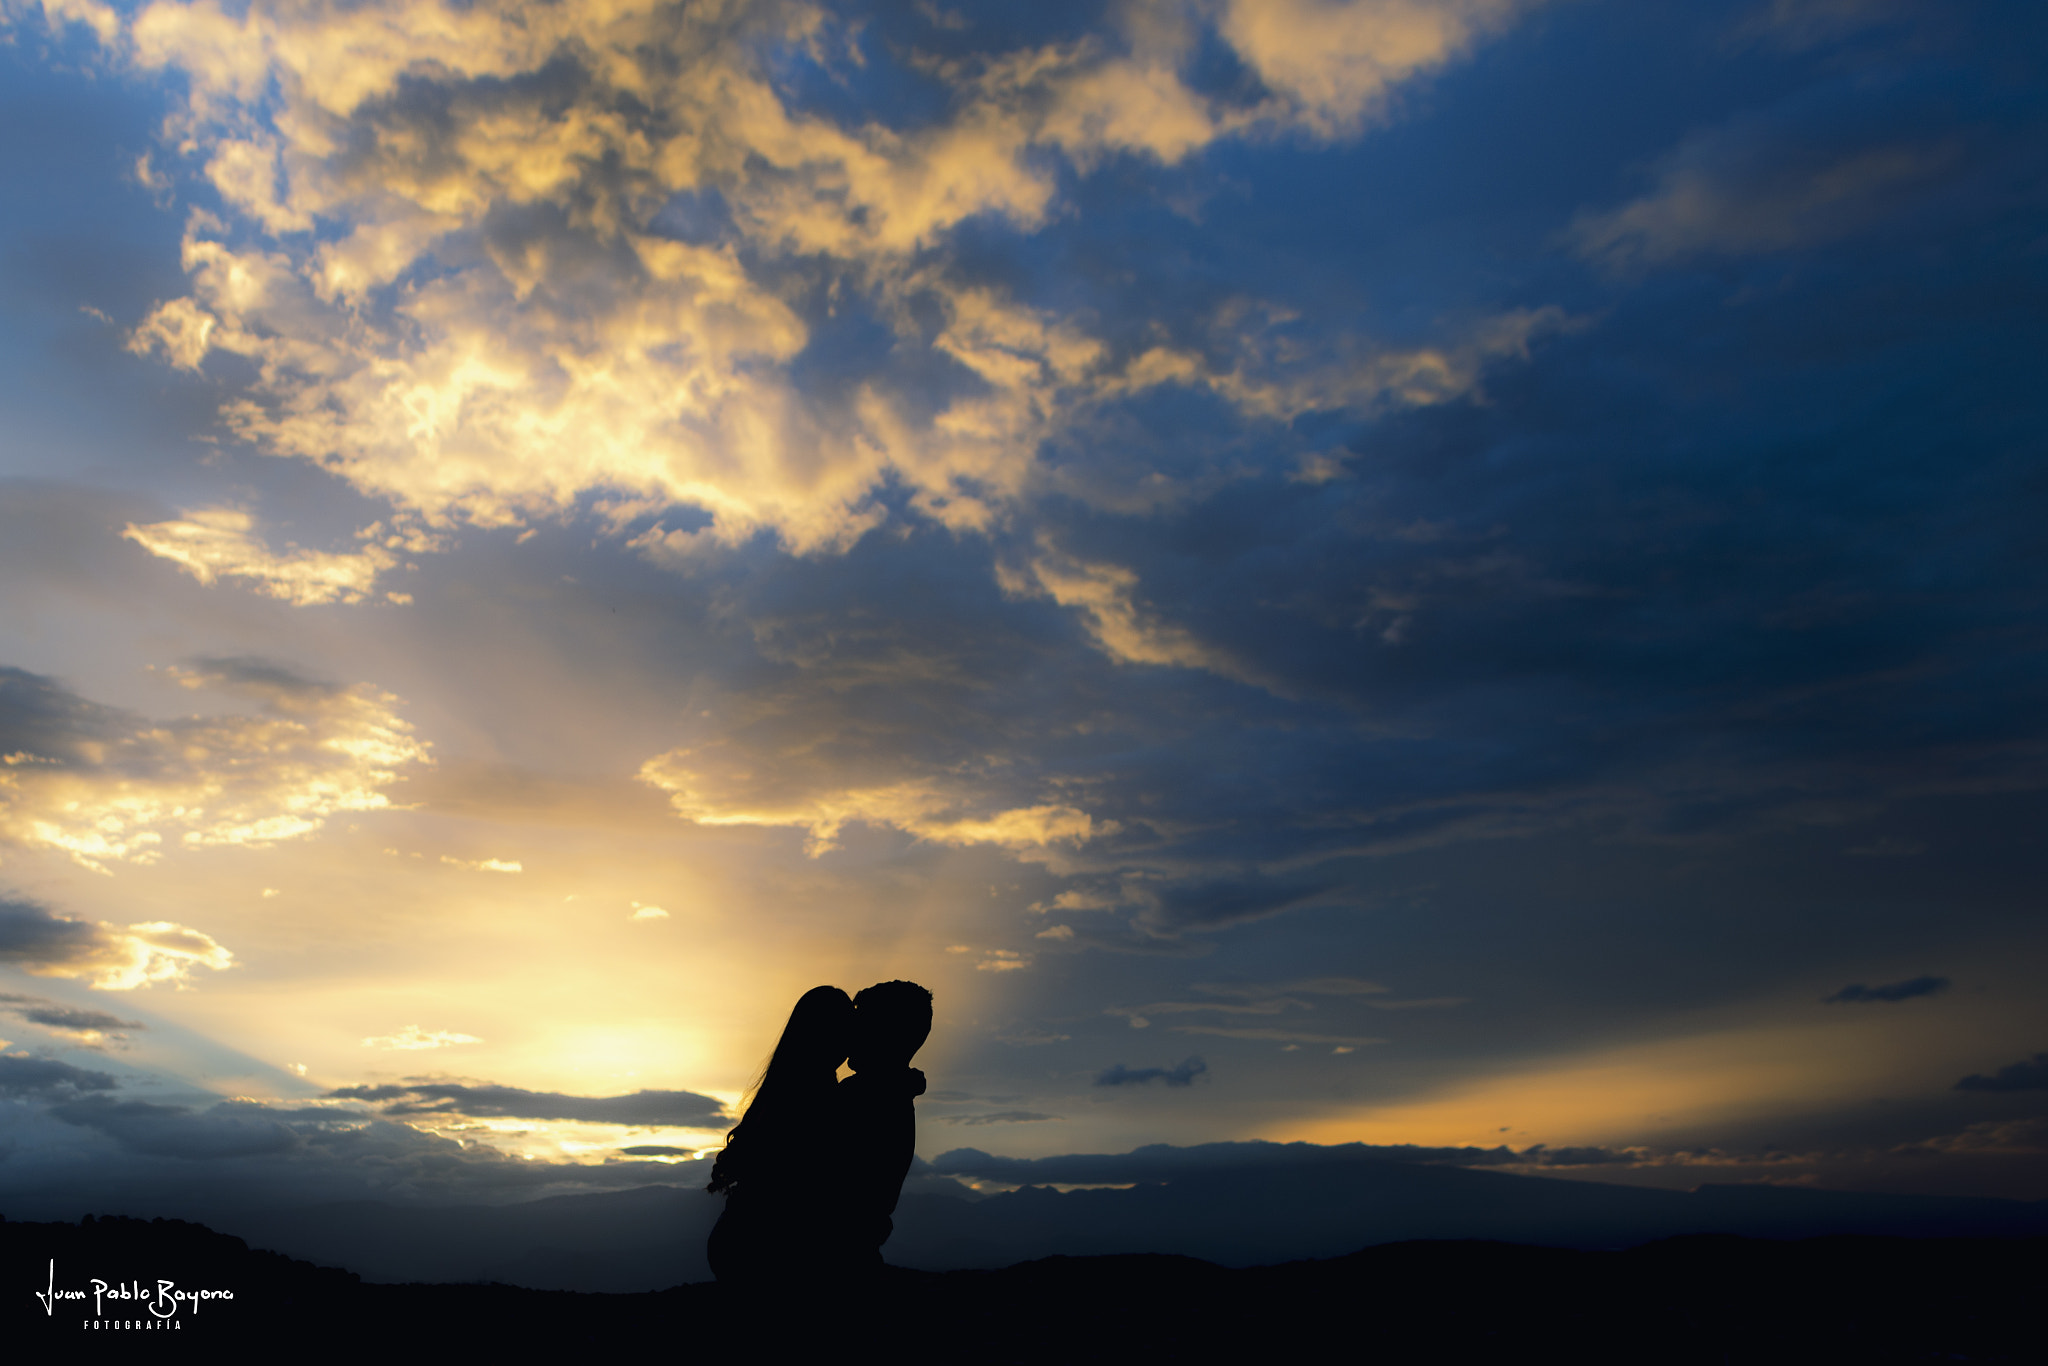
[{"x1": 705, "y1": 985, "x2": 856, "y2": 1287}]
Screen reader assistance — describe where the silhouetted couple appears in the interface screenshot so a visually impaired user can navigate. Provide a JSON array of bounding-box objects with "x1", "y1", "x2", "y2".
[{"x1": 706, "y1": 980, "x2": 931, "y2": 1293}]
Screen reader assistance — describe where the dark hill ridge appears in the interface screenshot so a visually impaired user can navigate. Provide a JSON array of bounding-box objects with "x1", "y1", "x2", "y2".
[
  {"x1": 889, "y1": 1160, "x2": 2048, "y2": 1270},
  {"x1": 171, "y1": 1155, "x2": 2048, "y2": 1291},
  {"x1": 3, "y1": 1212, "x2": 2040, "y2": 1361}
]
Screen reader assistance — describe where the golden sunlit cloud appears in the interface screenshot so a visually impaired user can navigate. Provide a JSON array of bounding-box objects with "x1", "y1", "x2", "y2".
[
  {"x1": 1002, "y1": 544, "x2": 1271, "y2": 687},
  {"x1": 13, "y1": 0, "x2": 1547, "y2": 571},
  {"x1": 638, "y1": 745, "x2": 1106, "y2": 856},
  {"x1": 0, "y1": 902, "x2": 235, "y2": 990},
  {"x1": 122, "y1": 507, "x2": 406, "y2": 606},
  {"x1": 440, "y1": 856, "x2": 523, "y2": 873},
  {"x1": 1217, "y1": 0, "x2": 1526, "y2": 137},
  {"x1": 1273, "y1": 1010, "x2": 1992, "y2": 1151},
  {"x1": 360, "y1": 1025, "x2": 484, "y2": 1050},
  {"x1": 90, "y1": 920, "x2": 236, "y2": 989},
  {"x1": 0, "y1": 660, "x2": 429, "y2": 871}
]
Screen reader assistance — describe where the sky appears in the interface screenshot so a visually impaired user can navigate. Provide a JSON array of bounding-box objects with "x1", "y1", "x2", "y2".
[{"x1": 1, "y1": 0, "x2": 2046, "y2": 1220}]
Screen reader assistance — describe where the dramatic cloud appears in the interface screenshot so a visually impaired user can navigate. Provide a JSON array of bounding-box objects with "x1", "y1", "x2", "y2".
[
  {"x1": 326, "y1": 1080, "x2": 732, "y2": 1127},
  {"x1": 3, "y1": 0, "x2": 2046, "y2": 1220},
  {"x1": 1954, "y1": 1054, "x2": 2048, "y2": 1094},
  {"x1": 1191, "y1": 978, "x2": 1390, "y2": 1000},
  {"x1": 0, "y1": 993, "x2": 146, "y2": 1040},
  {"x1": 1123, "y1": 875, "x2": 1350, "y2": 937},
  {"x1": 0, "y1": 896, "x2": 235, "y2": 990},
  {"x1": 46, "y1": 1095, "x2": 325, "y2": 1159},
  {"x1": 1823, "y1": 975, "x2": 1950, "y2": 1004},
  {"x1": 639, "y1": 741, "x2": 1106, "y2": 856},
  {"x1": 13, "y1": 0, "x2": 1543, "y2": 576},
  {"x1": 0, "y1": 662, "x2": 428, "y2": 870},
  {"x1": 122, "y1": 507, "x2": 411, "y2": 605},
  {"x1": 0, "y1": 1054, "x2": 121, "y2": 1098},
  {"x1": 1095, "y1": 1057, "x2": 1208, "y2": 1087}
]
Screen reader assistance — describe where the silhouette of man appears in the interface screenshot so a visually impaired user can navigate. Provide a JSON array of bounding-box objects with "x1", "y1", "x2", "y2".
[{"x1": 837, "y1": 980, "x2": 932, "y2": 1272}]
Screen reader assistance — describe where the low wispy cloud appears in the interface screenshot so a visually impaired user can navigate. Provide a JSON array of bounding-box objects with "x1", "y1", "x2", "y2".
[
  {"x1": 934, "y1": 1110, "x2": 1064, "y2": 1126},
  {"x1": 1823, "y1": 975, "x2": 1950, "y2": 1004},
  {"x1": 1954, "y1": 1053, "x2": 2048, "y2": 1094},
  {"x1": 1000, "y1": 544, "x2": 1274, "y2": 689},
  {"x1": 1095, "y1": 1057, "x2": 1209, "y2": 1087},
  {"x1": 1168, "y1": 1026, "x2": 1384, "y2": 1049},
  {"x1": 440, "y1": 856, "x2": 524, "y2": 874},
  {"x1": 995, "y1": 1028, "x2": 1071, "y2": 1047},
  {"x1": 360, "y1": 1026, "x2": 483, "y2": 1051},
  {"x1": 1109, "y1": 976, "x2": 1453, "y2": 1031},
  {"x1": 640, "y1": 740, "x2": 1107, "y2": 857},
  {"x1": 327, "y1": 1080, "x2": 731, "y2": 1127}
]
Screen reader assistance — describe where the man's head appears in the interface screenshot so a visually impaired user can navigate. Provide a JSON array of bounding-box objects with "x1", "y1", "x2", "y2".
[{"x1": 850, "y1": 980, "x2": 932, "y2": 1072}]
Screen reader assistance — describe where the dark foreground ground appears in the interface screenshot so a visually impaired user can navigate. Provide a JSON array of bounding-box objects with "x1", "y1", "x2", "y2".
[{"x1": 5, "y1": 1213, "x2": 2040, "y2": 1362}]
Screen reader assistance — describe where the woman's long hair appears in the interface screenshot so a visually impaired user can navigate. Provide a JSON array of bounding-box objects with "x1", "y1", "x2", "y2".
[{"x1": 706, "y1": 985, "x2": 852, "y2": 1194}]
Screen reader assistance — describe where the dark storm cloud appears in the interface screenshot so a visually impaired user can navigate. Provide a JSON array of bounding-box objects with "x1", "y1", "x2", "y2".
[
  {"x1": 1518, "y1": 1145, "x2": 1633, "y2": 1167},
  {"x1": 457, "y1": 0, "x2": 2048, "y2": 996},
  {"x1": 45, "y1": 1096, "x2": 317, "y2": 1159},
  {"x1": 1, "y1": 1091, "x2": 723, "y2": 1222},
  {"x1": 0, "y1": 664, "x2": 125, "y2": 766},
  {"x1": 0, "y1": 1054, "x2": 119, "y2": 1097},
  {"x1": 326, "y1": 1081, "x2": 731, "y2": 1126},
  {"x1": 1954, "y1": 1054, "x2": 2048, "y2": 1094},
  {"x1": 1094, "y1": 1057, "x2": 1207, "y2": 1088},
  {"x1": 0, "y1": 897, "x2": 104, "y2": 970},
  {"x1": 186, "y1": 655, "x2": 338, "y2": 701},
  {"x1": 0, "y1": 993, "x2": 145, "y2": 1036},
  {"x1": 1823, "y1": 976, "x2": 1950, "y2": 1004}
]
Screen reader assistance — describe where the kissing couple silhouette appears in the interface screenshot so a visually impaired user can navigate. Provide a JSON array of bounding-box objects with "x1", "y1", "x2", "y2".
[{"x1": 706, "y1": 980, "x2": 933, "y2": 1292}]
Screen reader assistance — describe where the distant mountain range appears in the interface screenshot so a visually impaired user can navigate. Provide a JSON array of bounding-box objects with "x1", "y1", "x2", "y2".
[
  {"x1": 5, "y1": 1208, "x2": 2042, "y2": 1361},
  {"x1": 170, "y1": 1153, "x2": 2048, "y2": 1292}
]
